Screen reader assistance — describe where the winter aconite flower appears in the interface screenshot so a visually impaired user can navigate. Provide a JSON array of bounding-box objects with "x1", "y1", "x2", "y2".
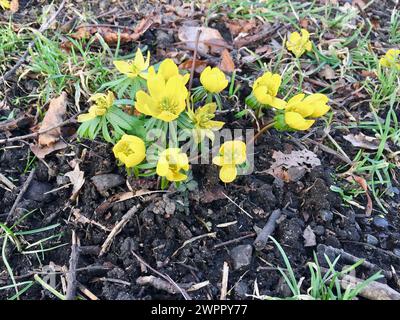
[
  {"x1": 200, "y1": 66, "x2": 228, "y2": 93},
  {"x1": 148, "y1": 58, "x2": 190, "y2": 85},
  {"x1": 78, "y1": 91, "x2": 115, "y2": 122},
  {"x1": 187, "y1": 103, "x2": 225, "y2": 143},
  {"x1": 135, "y1": 74, "x2": 188, "y2": 122},
  {"x1": 286, "y1": 29, "x2": 312, "y2": 58},
  {"x1": 113, "y1": 135, "x2": 146, "y2": 168},
  {"x1": 0, "y1": 0, "x2": 10, "y2": 9},
  {"x1": 156, "y1": 148, "x2": 189, "y2": 182},
  {"x1": 213, "y1": 141, "x2": 247, "y2": 183},
  {"x1": 379, "y1": 49, "x2": 400, "y2": 70},
  {"x1": 113, "y1": 48, "x2": 150, "y2": 79},
  {"x1": 283, "y1": 93, "x2": 330, "y2": 130},
  {"x1": 252, "y1": 72, "x2": 286, "y2": 109}
]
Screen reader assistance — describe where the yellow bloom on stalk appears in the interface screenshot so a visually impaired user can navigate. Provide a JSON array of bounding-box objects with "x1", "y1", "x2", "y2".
[
  {"x1": 284, "y1": 93, "x2": 330, "y2": 131},
  {"x1": 379, "y1": 49, "x2": 400, "y2": 70},
  {"x1": 187, "y1": 103, "x2": 225, "y2": 143},
  {"x1": 113, "y1": 48, "x2": 150, "y2": 79},
  {"x1": 156, "y1": 148, "x2": 189, "y2": 182},
  {"x1": 148, "y1": 58, "x2": 190, "y2": 84},
  {"x1": 252, "y1": 72, "x2": 286, "y2": 109},
  {"x1": 135, "y1": 73, "x2": 188, "y2": 122},
  {"x1": 213, "y1": 141, "x2": 247, "y2": 183},
  {"x1": 77, "y1": 91, "x2": 115, "y2": 122},
  {"x1": 200, "y1": 66, "x2": 228, "y2": 93},
  {"x1": 113, "y1": 135, "x2": 146, "y2": 168},
  {"x1": 286, "y1": 29, "x2": 312, "y2": 58},
  {"x1": 0, "y1": 0, "x2": 10, "y2": 9}
]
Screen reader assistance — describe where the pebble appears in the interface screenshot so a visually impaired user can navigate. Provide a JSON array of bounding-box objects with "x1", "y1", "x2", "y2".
[
  {"x1": 365, "y1": 234, "x2": 379, "y2": 246},
  {"x1": 230, "y1": 245, "x2": 253, "y2": 270},
  {"x1": 24, "y1": 180, "x2": 53, "y2": 202},
  {"x1": 313, "y1": 225, "x2": 325, "y2": 236},
  {"x1": 319, "y1": 210, "x2": 333, "y2": 222},
  {"x1": 234, "y1": 281, "x2": 248, "y2": 299},
  {"x1": 91, "y1": 174, "x2": 125, "y2": 193},
  {"x1": 393, "y1": 249, "x2": 400, "y2": 257},
  {"x1": 373, "y1": 216, "x2": 389, "y2": 230}
]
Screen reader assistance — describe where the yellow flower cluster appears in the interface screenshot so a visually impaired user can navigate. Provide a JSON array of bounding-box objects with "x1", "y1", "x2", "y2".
[
  {"x1": 0, "y1": 0, "x2": 10, "y2": 9},
  {"x1": 77, "y1": 91, "x2": 115, "y2": 122},
  {"x1": 213, "y1": 141, "x2": 247, "y2": 183},
  {"x1": 113, "y1": 48, "x2": 150, "y2": 79},
  {"x1": 286, "y1": 29, "x2": 312, "y2": 58},
  {"x1": 380, "y1": 49, "x2": 400, "y2": 71}
]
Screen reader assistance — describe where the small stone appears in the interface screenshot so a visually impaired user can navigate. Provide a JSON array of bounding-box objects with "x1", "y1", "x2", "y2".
[
  {"x1": 319, "y1": 210, "x2": 333, "y2": 222},
  {"x1": 24, "y1": 180, "x2": 53, "y2": 202},
  {"x1": 314, "y1": 225, "x2": 325, "y2": 236},
  {"x1": 230, "y1": 245, "x2": 253, "y2": 270},
  {"x1": 56, "y1": 175, "x2": 70, "y2": 186},
  {"x1": 91, "y1": 174, "x2": 125, "y2": 193},
  {"x1": 393, "y1": 249, "x2": 400, "y2": 257},
  {"x1": 365, "y1": 234, "x2": 379, "y2": 246},
  {"x1": 373, "y1": 216, "x2": 389, "y2": 230},
  {"x1": 234, "y1": 281, "x2": 248, "y2": 299}
]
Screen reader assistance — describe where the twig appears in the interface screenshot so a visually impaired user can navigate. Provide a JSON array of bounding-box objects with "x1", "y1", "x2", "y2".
[
  {"x1": 0, "y1": 117, "x2": 76, "y2": 145},
  {"x1": 250, "y1": 121, "x2": 276, "y2": 144},
  {"x1": 131, "y1": 250, "x2": 191, "y2": 300},
  {"x1": 171, "y1": 232, "x2": 217, "y2": 258},
  {"x1": 222, "y1": 192, "x2": 253, "y2": 219},
  {"x1": 99, "y1": 204, "x2": 141, "y2": 257},
  {"x1": 76, "y1": 282, "x2": 99, "y2": 300},
  {"x1": 0, "y1": 0, "x2": 67, "y2": 85},
  {"x1": 213, "y1": 232, "x2": 256, "y2": 249},
  {"x1": 66, "y1": 231, "x2": 80, "y2": 300},
  {"x1": 234, "y1": 24, "x2": 284, "y2": 48},
  {"x1": 254, "y1": 209, "x2": 282, "y2": 251},
  {"x1": 188, "y1": 28, "x2": 202, "y2": 92},
  {"x1": 137, "y1": 275, "x2": 179, "y2": 294},
  {"x1": 6, "y1": 168, "x2": 36, "y2": 224},
  {"x1": 220, "y1": 261, "x2": 229, "y2": 300}
]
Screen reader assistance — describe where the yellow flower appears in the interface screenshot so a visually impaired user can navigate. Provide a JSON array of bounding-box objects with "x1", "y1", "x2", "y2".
[
  {"x1": 284, "y1": 93, "x2": 330, "y2": 130},
  {"x1": 148, "y1": 58, "x2": 190, "y2": 85},
  {"x1": 379, "y1": 49, "x2": 400, "y2": 70},
  {"x1": 252, "y1": 72, "x2": 286, "y2": 109},
  {"x1": 113, "y1": 48, "x2": 150, "y2": 79},
  {"x1": 156, "y1": 148, "x2": 189, "y2": 182},
  {"x1": 113, "y1": 135, "x2": 146, "y2": 168},
  {"x1": 200, "y1": 66, "x2": 228, "y2": 93},
  {"x1": 135, "y1": 72, "x2": 188, "y2": 122},
  {"x1": 286, "y1": 29, "x2": 312, "y2": 58},
  {"x1": 187, "y1": 103, "x2": 225, "y2": 143},
  {"x1": 213, "y1": 140, "x2": 247, "y2": 183},
  {"x1": 78, "y1": 91, "x2": 115, "y2": 122},
  {"x1": 0, "y1": 0, "x2": 10, "y2": 9}
]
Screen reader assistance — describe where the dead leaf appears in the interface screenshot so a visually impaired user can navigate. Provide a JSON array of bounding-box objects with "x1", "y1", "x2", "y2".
[
  {"x1": 264, "y1": 150, "x2": 321, "y2": 183},
  {"x1": 343, "y1": 133, "x2": 381, "y2": 150},
  {"x1": 347, "y1": 175, "x2": 373, "y2": 216},
  {"x1": 225, "y1": 19, "x2": 257, "y2": 37},
  {"x1": 319, "y1": 65, "x2": 336, "y2": 80},
  {"x1": 65, "y1": 164, "x2": 85, "y2": 201},
  {"x1": 179, "y1": 59, "x2": 208, "y2": 73},
  {"x1": 38, "y1": 92, "x2": 67, "y2": 147},
  {"x1": 30, "y1": 140, "x2": 67, "y2": 159},
  {"x1": 360, "y1": 70, "x2": 377, "y2": 78},
  {"x1": 10, "y1": 0, "x2": 18, "y2": 12},
  {"x1": 303, "y1": 225, "x2": 317, "y2": 247},
  {"x1": 219, "y1": 49, "x2": 235, "y2": 73},
  {"x1": 178, "y1": 26, "x2": 230, "y2": 55},
  {"x1": 352, "y1": 0, "x2": 366, "y2": 9}
]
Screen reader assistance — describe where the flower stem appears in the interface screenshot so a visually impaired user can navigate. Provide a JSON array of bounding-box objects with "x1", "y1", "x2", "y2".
[{"x1": 251, "y1": 120, "x2": 276, "y2": 144}]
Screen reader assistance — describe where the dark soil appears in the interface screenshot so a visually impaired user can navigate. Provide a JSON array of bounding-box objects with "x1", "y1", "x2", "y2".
[{"x1": 1, "y1": 0, "x2": 399, "y2": 300}]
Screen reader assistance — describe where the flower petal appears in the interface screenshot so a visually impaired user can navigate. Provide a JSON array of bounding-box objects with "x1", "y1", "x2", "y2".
[
  {"x1": 113, "y1": 60, "x2": 132, "y2": 75},
  {"x1": 219, "y1": 165, "x2": 237, "y2": 183},
  {"x1": 285, "y1": 111, "x2": 315, "y2": 130}
]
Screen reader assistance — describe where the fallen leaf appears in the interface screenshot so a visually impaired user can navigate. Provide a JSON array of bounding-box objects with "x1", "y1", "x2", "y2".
[
  {"x1": 38, "y1": 92, "x2": 67, "y2": 147},
  {"x1": 264, "y1": 149, "x2": 321, "y2": 183},
  {"x1": 343, "y1": 133, "x2": 382, "y2": 150},
  {"x1": 179, "y1": 59, "x2": 208, "y2": 73},
  {"x1": 65, "y1": 164, "x2": 85, "y2": 201},
  {"x1": 319, "y1": 64, "x2": 336, "y2": 80},
  {"x1": 219, "y1": 49, "x2": 235, "y2": 73},
  {"x1": 352, "y1": 0, "x2": 366, "y2": 8},
  {"x1": 347, "y1": 175, "x2": 373, "y2": 216},
  {"x1": 225, "y1": 19, "x2": 257, "y2": 37},
  {"x1": 30, "y1": 140, "x2": 67, "y2": 159},
  {"x1": 178, "y1": 26, "x2": 230, "y2": 55},
  {"x1": 303, "y1": 225, "x2": 317, "y2": 247},
  {"x1": 10, "y1": 0, "x2": 18, "y2": 12},
  {"x1": 360, "y1": 70, "x2": 377, "y2": 78}
]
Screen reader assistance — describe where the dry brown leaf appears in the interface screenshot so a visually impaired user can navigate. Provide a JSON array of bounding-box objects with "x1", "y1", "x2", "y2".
[
  {"x1": 343, "y1": 133, "x2": 382, "y2": 150},
  {"x1": 303, "y1": 225, "x2": 317, "y2": 247},
  {"x1": 65, "y1": 163, "x2": 85, "y2": 201},
  {"x1": 352, "y1": 0, "x2": 366, "y2": 9},
  {"x1": 10, "y1": 0, "x2": 18, "y2": 12},
  {"x1": 179, "y1": 59, "x2": 208, "y2": 73},
  {"x1": 319, "y1": 65, "x2": 336, "y2": 80},
  {"x1": 178, "y1": 26, "x2": 230, "y2": 55},
  {"x1": 38, "y1": 92, "x2": 67, "y2": 147},
  {"x1": 348, "y1": 175, "x2": 373, "y2": 216},
  {"x1": 30, "y1": 140, "x2": 67, "y2": 159},
  {"x1": 225, "y1": 19, "x2": 257, "y2": 37},
  {"x1": 265, "y1": 150, "x2": 321, "y2": 182},
  {"x1": 219, "y1": 49, "x2": 235, "y2": 73}
]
